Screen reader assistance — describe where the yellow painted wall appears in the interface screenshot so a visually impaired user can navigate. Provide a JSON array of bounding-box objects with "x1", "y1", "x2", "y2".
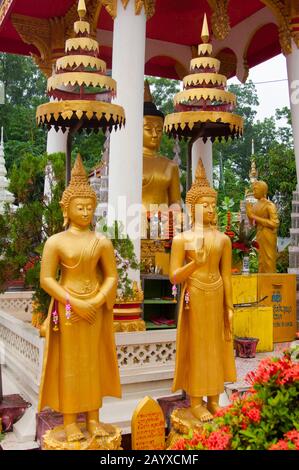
[
  {"x1": 233, "y1": 306, "x2": 273, "y2": 352},
  {"x1": 232, "y1": 274, "x2": 297, "y2": 343}
]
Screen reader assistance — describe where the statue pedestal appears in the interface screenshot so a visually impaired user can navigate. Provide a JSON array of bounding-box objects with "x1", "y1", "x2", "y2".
[
  {"x1": 42, "y1": 423, "x2": 122, "y2": 451},
  {"x1": 166, "y1": 408, "x2": 204, "y2": 450}
]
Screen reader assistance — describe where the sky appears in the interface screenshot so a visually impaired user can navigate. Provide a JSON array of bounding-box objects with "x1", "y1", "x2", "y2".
[{"x1": 229, "y1": 54, "x2": 290, "y2": 123}]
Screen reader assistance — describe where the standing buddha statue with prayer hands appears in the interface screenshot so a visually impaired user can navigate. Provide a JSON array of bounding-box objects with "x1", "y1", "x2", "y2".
[
  {"x1": 39, "y1": 155, "x2": 121, "y2": 445},
  {"x1": 169, "y1": 159, "x2": 236, "y2": 423},
  {"x1": 246, "y1": 180, "x2": 279, "y2": 273}
]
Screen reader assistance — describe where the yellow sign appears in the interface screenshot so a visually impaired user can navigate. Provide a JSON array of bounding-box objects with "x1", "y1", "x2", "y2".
[
  {"x1": 232, "y1": 274, "x2": 296, "y2": 343},
  {"x1": 131, "y1": 396, "x2": 165, "y2": 450},
  {"x1": 258, "y1": 273, "x2": 296, "y2": 343}
]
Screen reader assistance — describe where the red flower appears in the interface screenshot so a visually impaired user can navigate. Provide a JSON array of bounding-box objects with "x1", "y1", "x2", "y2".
[
  {"x1": 269, "y1": 440, "x2": 290, "y2": 451},
  {"x1": 206, "y1": 431, "x2": 231, "y2": 450},
  {"x1": 285, "y1": 430, "x2": 299, "y2": 449},
  {"x1": 246, "y1": 407, "x2": 261, "y2": 423},
  {"x1": 172, "y1": 438, "x2": 186, "y2": 450},
  {"x1": 232, "y1": 242, "x2": 247, "y2": 251},
  {"x1": 215, "y1": 404, "x2": 233, "y2": 417}
]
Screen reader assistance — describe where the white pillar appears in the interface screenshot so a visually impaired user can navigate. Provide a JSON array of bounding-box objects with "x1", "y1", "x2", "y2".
[
  {"x1": 108, "y1": 0, "x2": 146, "y2": 279},
  {"x1": 286, "y1": 41, "x2": 299, "y2": 186},
  {"x1": 44, "y1": 127, "x2": 68, "y2": 201},
  {"x1": 191, "y1": 137, "x2": 213, "y2": 185}
]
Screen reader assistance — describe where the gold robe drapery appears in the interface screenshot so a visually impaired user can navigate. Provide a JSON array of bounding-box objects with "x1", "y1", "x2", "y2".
[
  {"x1": 173, "y1": 277, "x2": 236, "y2": 397},
  {"x1": 253, "y1": 200, "x2": 279, "y2": 273},
  {"x1": 38, "y1": 237, "x2": 121, "y2": 414}
]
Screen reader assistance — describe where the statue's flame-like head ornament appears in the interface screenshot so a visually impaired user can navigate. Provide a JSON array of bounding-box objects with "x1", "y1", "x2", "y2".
[
  {"x1": 60, "y1": 154, "x2": 97, "y2": 226},
  {"x1": 186, "y1": 159, "x2": 217, "y2": 224}
]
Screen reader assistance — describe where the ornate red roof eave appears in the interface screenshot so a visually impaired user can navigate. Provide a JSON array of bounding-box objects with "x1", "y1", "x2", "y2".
[{"x1": 0, "y1": 0, "x2": 290, "y2": 79}]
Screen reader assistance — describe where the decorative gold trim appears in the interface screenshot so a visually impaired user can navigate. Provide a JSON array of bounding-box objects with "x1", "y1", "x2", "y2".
[
  {"x1": 36, "y1": 100, "x2": 125, "y2": 127},
  {"x1": 12, "y1": 14, "x2": 52, "y2": 76},
  {"x1": 259, "y1": 0, "x2": 292, "y2": 55},
  {"x1": 190, "y1": 57, "x2": 220, "y2": 72},
  {"x1": 164, "y1": 111, "x2": 243, "y2": 135},
  {"x1": 47, "y1": 72, "x2": 116, "y2": 93},
  {"x1": 290, "y1": 0, "x2": 299, "y2": 48},
  {"x1": 113, "y1": 307, "x2": 142, "y2": 314},
  {"x1": 173, "y1": 89, "x2": 236, "y2": 106},
  {"x1": 198, "y1": 43, "x2": 213, "y2": 56},
  {"x1": 0, "y1": 0, "x2": 13, "y2": 27},
  {"x1": 66, "y1": 0, "x2": 102, "y2": 38},
  {"x1": 113, "y1": 319, "x2": 146, "y2": 332},
  {"x1": 135, "y1": 0, "x2": 156, "y2": 19},
  {"x1": 183, "y1": 72, "x2": 227, "y2": 88},
  {"x1": 56, "y1": 55, "x2": 106, "y2": 73},
  {"x1": 101, "y1": 0, "x2": 117, "y2": 19},
  {"x1": 65, "y1": 37, "x2": 99, "y2": 53},
  {"x1": 102, "y1": 0, "x2": 156, "y2": 20},
  {"x1": 207, "y1": 0, "x2": 231, "y2": 41},
  {"x1": 11, "y1": 1, "x2": 103, "y2": 77},
  {"x1": 74, "y1": 20, "x2": 90, "y2": 35}
]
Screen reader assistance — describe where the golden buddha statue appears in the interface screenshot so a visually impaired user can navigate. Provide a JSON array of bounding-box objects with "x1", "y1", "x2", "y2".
[
  {"x1": 246, "y1": 180, "x2": 279, "y2": 273},
  {"x1": 142, "y1": 81, "x2": 181, "y2": 212},
  {"x1": 39, "y1": 155, "x2": 121, "y2": 447},
  {"x1": 169, "y1": 159, "x2": 236, "y2": 422}
]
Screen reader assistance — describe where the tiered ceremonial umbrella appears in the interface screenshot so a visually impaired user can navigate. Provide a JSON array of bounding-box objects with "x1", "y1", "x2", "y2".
[
  {"x1": 164, "y1": 14, "x2": 243, "y2": 188},
  {"x1": 36, "y1": 0, "x2": 125, "y2": 183}
]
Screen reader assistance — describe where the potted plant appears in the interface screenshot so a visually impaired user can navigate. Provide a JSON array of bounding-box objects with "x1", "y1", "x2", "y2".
[
  {"x1": 234, "y1": 336, "x2": 259, "y2": 358},
  {"x1": 228, "y1": 220, "x2": 258, "y2": 274},
  {"x1": 170, "y1": 346, "x2": 299, "y2": 450}
]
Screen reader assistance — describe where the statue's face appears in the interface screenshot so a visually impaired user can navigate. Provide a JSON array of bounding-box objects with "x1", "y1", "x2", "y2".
[
  {"x1": 67, "y1": 197, "x2": 95, "y2": 228},
  {"x1": 143, "y1": 115, "x2": 163, "y2": 151},
  {"x1": 195, "y1": 196, "x2": 216, "y2": 225},
  {"x1": 253, "y1": 182, "x2": 266, "y2": 200}
]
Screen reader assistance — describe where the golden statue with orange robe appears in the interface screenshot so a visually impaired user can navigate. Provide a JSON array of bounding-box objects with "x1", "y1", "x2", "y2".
[
  {"x1": 142, "y1": 81, "x2": 181, "y2": 211},
  {"x1": 246, "y1": 180, "x2": 279, "y2": 273},
  {"x1": 169, "y1": 159, "x2": 236, "y2": 423},
  {"x1": 39, "y1": 155, "x2": 121, "y2": 449}
]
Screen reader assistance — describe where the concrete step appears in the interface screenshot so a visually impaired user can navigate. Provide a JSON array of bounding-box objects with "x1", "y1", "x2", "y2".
[{"x1": 1, "y1": 431, "x2": 39, "y2": 450}]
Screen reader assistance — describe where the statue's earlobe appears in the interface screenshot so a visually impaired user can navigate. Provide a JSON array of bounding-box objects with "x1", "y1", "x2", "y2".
[{"x1": 62, "y1": 207, "x2": 68, "y2": 228}]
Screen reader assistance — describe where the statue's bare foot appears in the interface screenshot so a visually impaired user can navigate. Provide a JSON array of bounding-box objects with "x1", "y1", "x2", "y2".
[
  {"x1": 191, "y1": 405, "x2": 213, "y2": 423},
  {"x1": 65, "y1": 422, "x2": 85, "y2": 442},
  {"x1": 87, "y1": 420, "x2": 114, "y2": 438},
  {"x1": 207, "y1": 401, "x2": 221, "y2": 415}
]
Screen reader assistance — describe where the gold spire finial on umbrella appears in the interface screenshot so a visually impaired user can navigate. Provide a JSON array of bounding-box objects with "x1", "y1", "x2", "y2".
[
  {"x1": 78, "y1": 0, "x2": 87, "y2": 20},
  {"x1": 201, "y1": 13, "x2": 209, "y2": 44}
]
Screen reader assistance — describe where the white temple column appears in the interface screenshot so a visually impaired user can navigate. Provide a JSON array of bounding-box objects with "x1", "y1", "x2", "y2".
[
  {"x1": 286, "y1": 41, "x2": 299, "y2": 186},
  {"x1": 44, "y1": 127, "x2": 68, "y2": 202},
  {"x1": 191, "y1": 137, "x2": 213, "y2": 185},
  {"x1": 108, "y1": 0, "x2": 146, "y2": 278}
]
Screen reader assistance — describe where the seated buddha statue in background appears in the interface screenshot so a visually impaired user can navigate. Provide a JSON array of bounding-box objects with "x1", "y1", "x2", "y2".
[{"x1": 142, "y1": 81, "x2": 181, "y2": 213}]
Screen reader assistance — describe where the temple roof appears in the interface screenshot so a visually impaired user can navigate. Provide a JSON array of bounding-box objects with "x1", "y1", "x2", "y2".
[{"x1": 0, "y1": 0, "x2": 287, "y2": 80}]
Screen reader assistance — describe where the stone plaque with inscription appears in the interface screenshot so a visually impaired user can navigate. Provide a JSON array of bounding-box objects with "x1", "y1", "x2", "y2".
[{"x1": 131, "y1": 396, "x2": 165, "y2": 450}]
